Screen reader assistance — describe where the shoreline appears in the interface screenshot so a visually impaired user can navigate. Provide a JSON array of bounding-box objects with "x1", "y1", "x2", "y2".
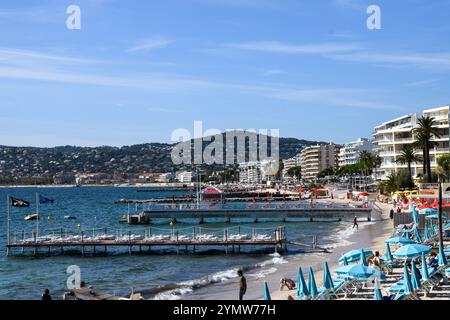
[
  {"x1": 270, "y1": 202, "x2": 394, "y2": 300},
  {"x1": 179, "y1": 202, "x2": 394, "y2": 301}
]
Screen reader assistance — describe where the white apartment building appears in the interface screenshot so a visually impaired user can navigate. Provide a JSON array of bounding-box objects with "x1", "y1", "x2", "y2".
[
  {"x1": 300, "y1": 143, "x2": 339, "y2": 181},
  {"x1": 176, "y1": 171, "x2": 193, "y2": 183},
  {"x1": 282, "y1": 154, "x2": 301, "y2": 181},
  {"x1": 338, "y1": 138, "x2": 373, "y2": 167},
  {"x1": 373, "y1": 105, "x2": 450, "y2": 180},
  {"x1": 239, "y1": 160, "x2": 278, "y2": 185}
]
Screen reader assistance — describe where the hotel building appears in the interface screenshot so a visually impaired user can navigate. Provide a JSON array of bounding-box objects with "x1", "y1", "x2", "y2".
[
  {"x1": 239, "y1": 160, "x2": 279, "y2": 185},
  {"x1": 282, "y1": 154, "x2": 301, "y2": 181},
  {"x1": 300, "y1": 143, "x2": 339, "y2": 181},
  {"x1": 338, "y1": 138, "x2": 373, "y2": 167},
  {"x1": 373, "y1": 105, "x2": 450, "y2": 180}
]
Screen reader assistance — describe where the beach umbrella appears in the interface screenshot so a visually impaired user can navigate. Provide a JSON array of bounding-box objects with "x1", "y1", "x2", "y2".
[
  {"x1": 297, "y1": 267, "x2": 310, "y2": 299},
  {"x1": 419, "y1": 208, "x2": 437, "y2": 215},
  {"x1": 424, "y1": 223, "x2": 430, "y2": 242},
  {"x1": 360, "y1": 249, "x2": 368, "y2": 267},
  {"x1": 393, "y1": 244, "x2": 432, "y2": 260},
  {"x1": 403, "y1": 264, "x2": 413, "y2": 295},
  {"x1": 444, "y1": 222, "x2": 450, "y2": 230},
  {"x1": 339, "y1": 249, "x2": 373, "y2": 264},
  {"x1": 342, "y1": 256, "x2": 349, "y2": 266},
  {"x1": 385, "y1": 243, "x2": 393, "y2": 262},
  {"x1": 438, "y1": 239, "x2": 448, "y2": 266},
  {"x1": 334, "y1": 264, "x2": 386, "y2": 280},
  {"x1": 413, "y1": 228, "x2": 422, "y2": 243},
  {"x1": 308, "y1": 267, "x2": 318, "y2": 297},
  {"x1": 421, "y1": 253, "x2": 429, "y2": 280},
  {"x1": 411, "y1": 260, "x2": 421, "y2": 290},
  {"x1": 431, "y1": 224, "x2": 438, "y2": 236},
  {"x1": 385, "y1": 237, "x2": 416, "y2": 245},
  {"x1": 263, "y1": 282, "x2": 271, "y2": 301},
  {"x1": 374, "y1": 285, "x2": 383, "y2": 301},
  {"x1": 425, "y1": 214, "x2": 448, "y2": 220},
  {"x1": 323, "y1": 262, "x2": 334, "y2": 291},
  {"x1": 412, "y1": 207, "x2": 419, "y2": 224}
]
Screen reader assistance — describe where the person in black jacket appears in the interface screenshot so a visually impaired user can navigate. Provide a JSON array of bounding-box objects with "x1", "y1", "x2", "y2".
[{"x1": 41, "y1": 289, "x2": 52, "y2": 301}]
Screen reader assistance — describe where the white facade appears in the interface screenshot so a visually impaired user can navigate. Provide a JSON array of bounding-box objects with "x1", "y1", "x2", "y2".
[
  {"x1": 373, "y1": 105, "x2": 450, "y2": 180},
  {"x1": 176, "y1": 171, "x2": 193, "y2": 183},
  {"x1": 239, "y1": 160, "x2": 278, "y2": 185},
  {"x1": 300, "y1": 143, "x2": 339, "y2": 181},
  {"x1": 338, "y1": 138, "x2": 373, "y2": 167},
  {"x1": 282, "y1": 154, "x2": 301, "y2": 180}
]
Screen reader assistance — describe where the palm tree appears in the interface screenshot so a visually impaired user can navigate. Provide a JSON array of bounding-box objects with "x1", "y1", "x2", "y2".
[
  {"x1": 395, "y1": 145, "x2": 422, "y2": 185},
  {"x1": 359, "y1": 151, "x2": 378, "y2": 191},
  {"x1": 413, "y1": 116, "x2": 441, "y2": 183},
  {"x1": 437, "y1": 153, "x2": 450, "y2": 182}
]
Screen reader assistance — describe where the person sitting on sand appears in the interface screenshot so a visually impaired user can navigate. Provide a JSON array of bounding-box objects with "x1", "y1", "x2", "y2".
[{"x1": 279, "y1": 278, "x2": 296, "y2": 291}]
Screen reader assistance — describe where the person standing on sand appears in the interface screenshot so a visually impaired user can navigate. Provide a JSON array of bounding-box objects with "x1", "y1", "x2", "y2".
[
  {"x1": 237, "y1": 270, "x2": 247, "y2": 300},
  {"x1": 352, "y1": 216, "x2": 359, "y2": 229},
  {"x1": 41, "y1": 288, "x2": 52, "y2": 301}
]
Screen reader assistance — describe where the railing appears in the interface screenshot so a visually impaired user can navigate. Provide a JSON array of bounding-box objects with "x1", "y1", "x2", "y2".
[{"x1": 9, "y1": 225, "x2": 286, "y2": 245}]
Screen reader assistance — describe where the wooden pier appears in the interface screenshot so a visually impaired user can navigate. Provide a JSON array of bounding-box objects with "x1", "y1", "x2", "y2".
[
  {"x1": 138, "y1": 207, "x2": 373, "y2": 224},
  {"x1": 6, "y1": 226, "x2": 287, "y2": 257}
]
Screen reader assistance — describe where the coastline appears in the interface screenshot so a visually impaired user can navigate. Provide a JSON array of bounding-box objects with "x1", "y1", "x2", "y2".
[
  {"x1": 180, "y1": 202, "x2": 394, "y2": 301},
  {"x1": 269, "y1": 202, "x2": 394, "y2": 300}
]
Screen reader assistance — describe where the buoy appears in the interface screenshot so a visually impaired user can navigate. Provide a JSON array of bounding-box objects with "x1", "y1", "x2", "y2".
[
  {"x1": 77, "y1": 224, "x2": 81, "y2": 229},
  {"x1": 169, "y1": 221, "x2": 174, "y2": 226},
  {"x1": 47, "y1": 215, "x2": 53, "y2": 221}
]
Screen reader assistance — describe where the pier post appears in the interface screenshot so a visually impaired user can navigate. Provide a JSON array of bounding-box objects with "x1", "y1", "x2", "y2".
[
  {"x1": 128, "y1": 231, "x2": 132, "y2": 255},
  {"x1": 81, "y1": 231, "x2": 84, "y2": 256}
]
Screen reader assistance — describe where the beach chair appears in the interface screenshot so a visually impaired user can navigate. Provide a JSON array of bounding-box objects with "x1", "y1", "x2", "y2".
[
  {"x1": 329, "y1": 278, "x2": 364, "y2": 299},
  {"x1": 312, "y1": 279, "x2": 346, "y2": 300}
]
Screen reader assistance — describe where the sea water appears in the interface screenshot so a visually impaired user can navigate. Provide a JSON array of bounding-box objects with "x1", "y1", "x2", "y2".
[{"x1": 0, "y1": 187, "x2": 358, "y2": 300}]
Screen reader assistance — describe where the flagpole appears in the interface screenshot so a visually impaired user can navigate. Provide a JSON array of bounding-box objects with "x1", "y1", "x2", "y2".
[
  {"x1": 6, "y1": 194, "x2": 10, "y2": 256},
  {"x1": 36, "y1": 193, "x2": 39, "y2": 239}
]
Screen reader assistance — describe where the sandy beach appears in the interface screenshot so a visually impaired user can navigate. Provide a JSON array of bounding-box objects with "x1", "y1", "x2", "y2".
[{"x1": 269, "y1": 202, "x2": 394, "y2": 300}]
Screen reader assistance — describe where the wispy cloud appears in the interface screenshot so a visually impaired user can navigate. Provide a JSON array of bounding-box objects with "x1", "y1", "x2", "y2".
[
  {"x1": 403, "y1": 79, "x2": 439, "y2": 87},
  {"x1": 262, "y1": 69, "x2": 283, "y2": 76},
  {"x1": 127, "y1": 38, "x2": 173, "y2": 53},
  {"x1": 330, "y1": 52, "x2": 450, "y2": 70},
  {"x1": 225, "y1": 41, "x2": 362, "y2": 55},
  {"x1": 0, "y1": 47, "x2": 401, "y2": 111}
]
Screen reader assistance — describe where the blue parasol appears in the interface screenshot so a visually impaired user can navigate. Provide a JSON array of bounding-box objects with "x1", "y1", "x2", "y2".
[
  {"x1": 403, "y1": 264, "x2": 413, "y2": 295},
  {"x1": 323, "y1": 262, "x2": 334, "y2": 291},
  {"x1": 421, "y1": 252, "x2": 429, "y2": 280},
  {"x1": 263, "y1": 282, "x2": 271, "y2": 300},
  {"x1": 393, "y1": 244, "x2": 432, "y2": 259},
  {"x1": 411, "y1": 260, "x2": 421, "y2": 290},
  {"x1": 308, "y1": 267, "x2": 318, "y2": 297},
  {"x1": 297, "y1": 267, "x2": 310, "y2": 299}
]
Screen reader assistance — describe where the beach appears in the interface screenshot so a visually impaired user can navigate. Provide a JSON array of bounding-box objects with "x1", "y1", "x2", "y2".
[{"x1": 180, "y1": 202, "x2": 394, "y2": 301}]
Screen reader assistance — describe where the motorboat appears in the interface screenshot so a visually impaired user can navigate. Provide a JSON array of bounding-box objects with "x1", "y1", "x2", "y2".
[{"x1": 24, "y1": 214, "x2": 39, "y2": 221}]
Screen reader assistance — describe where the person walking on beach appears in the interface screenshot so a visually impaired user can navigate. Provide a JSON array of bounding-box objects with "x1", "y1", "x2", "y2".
[
  {"x1": 41, "y1": 288, "x2": 52, "y2": 301},
  {"x1": 237, "y1": 270, "x2": 247, "y2": 300},
  {"x1": 352, "y1": 216, "x2": 359, "y2": 230}
]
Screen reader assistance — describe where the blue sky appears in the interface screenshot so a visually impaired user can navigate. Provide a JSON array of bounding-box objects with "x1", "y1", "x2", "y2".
[{"x1": 1, "y1": 0, "x2": 450, "y2": 147}]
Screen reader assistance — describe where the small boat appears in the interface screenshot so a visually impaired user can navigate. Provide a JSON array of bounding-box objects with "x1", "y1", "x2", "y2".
[
  {"x1": 25, "y1": 214, "x2": 39, "y2": 221},
  {"x1": 64, "y1": 215, "x2": 77, "y2": 220}
]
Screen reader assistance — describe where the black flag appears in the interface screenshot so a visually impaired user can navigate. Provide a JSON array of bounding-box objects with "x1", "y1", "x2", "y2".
[{"x1": 10, "y1": 197, "x2": 30, "y2": 208}]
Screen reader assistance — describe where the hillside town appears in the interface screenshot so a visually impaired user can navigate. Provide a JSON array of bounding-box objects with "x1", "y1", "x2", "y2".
[{"x1": 1, "y1": 105, "x2": 449, "y2": 192}]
